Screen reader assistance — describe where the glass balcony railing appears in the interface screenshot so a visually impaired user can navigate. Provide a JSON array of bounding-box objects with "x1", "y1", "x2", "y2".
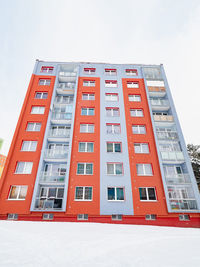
[
  {"x1": 148, "y1": 86, "x2": 166, "y2": 97},
  {"x1": 51, "y1": 112, "x2": 72, "y2": 121},
  {"x1": 165, "y1": 173, "x2": 191, "y2": 184},
  {"x1": 161, "y1": 151, "x2": 184, "y2": 161},
  {"x1": 150, "y1": 99, "x2": 169, "y2": 106},
  {"x1": 48, "y1": 129, "x2": 70, "y2": 138},
  {"x1": 40, "y1": 171, "x2": 66, "y2": 183},
  {"x1": 44, "y1": 149, "x2": 68, "y2": 159},
  {"x1": 169, "y1": 199, "x2": 198, "y2": 210},
  {"x1": 156, "y1": 131, "x2": 178, "y2": 140},
  {"x1": 54, "y1": 97, "x2": 74, "y2": 105},
  {"x1": 154, "y1": 115, "x2": 174, "y2": 122}
]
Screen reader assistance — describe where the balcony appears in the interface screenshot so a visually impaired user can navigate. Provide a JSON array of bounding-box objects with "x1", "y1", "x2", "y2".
[
  {"x1": 153, "y1": 115, "x2": 174, "y2": 122},
  {"x1": 165, "y1": 173, "x2": 191, "y2": 184},
  {"x1": 40, "y1": 171, "x2": 66, "y2": 184},
  {"x1": 54, "y1": 97, "x2": 74, "y2": 105},
  {"x1": 156, "y1": 131, "x2": 178, "y2": 140},
  {"x1": 56, "y1": 88, "x2": 75, "y2": 95},
  {"x1": 148, "y1": 86, "x2": 166, "y2": 97},
  {"x1": 44, "y1": 149, "x2": 68, "y2": 162},
  {"x1": 34, "y1": 198, "x2": 63, "y2": 210},
  {"x1": 169, "y1": 199, "x2": 198, "y2": 211},
  {"x1": 48, "y1": 129, "x2": 70, "y2": 142},
  {"x1": 51, "y1": 112, "x2": 72, "y2": 124},
  {"x1": 58, "y1": 71, "x2": 76, "y2": 83},
  {"x1": 150, "y1": 99, "x2": 170, "y2": 111},
  {"x1": 160, "y1": 151, "x2": 184, "y2": 162}
]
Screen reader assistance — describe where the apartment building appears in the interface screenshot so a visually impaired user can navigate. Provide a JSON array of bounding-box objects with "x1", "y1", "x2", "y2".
[{"x1": 0, "y1": 60, "x2": 199, "y2": 227}]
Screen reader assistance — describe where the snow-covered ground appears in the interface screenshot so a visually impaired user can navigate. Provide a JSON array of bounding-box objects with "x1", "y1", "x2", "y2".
[{"x1": 0, "y1": 221, "x2": 199, "y2": 267}]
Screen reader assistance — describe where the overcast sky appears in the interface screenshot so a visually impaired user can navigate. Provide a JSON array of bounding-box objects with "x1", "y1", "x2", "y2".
[{"x1": 0, "y1": 0, "x2": 200, "y2": 155}]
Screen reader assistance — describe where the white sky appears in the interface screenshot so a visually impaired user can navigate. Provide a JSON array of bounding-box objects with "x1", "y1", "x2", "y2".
[{"x1": 0, "y1": 0, "x2": 200, "y2": 155}]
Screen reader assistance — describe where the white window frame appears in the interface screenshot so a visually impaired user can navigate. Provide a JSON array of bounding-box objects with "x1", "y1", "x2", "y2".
[
  {"x1": 81, "y1": 107, "x2": 95, "y2": 116},
  {"x1": 26, "y1": 122, "x2": 41, "y2": 132},
  {"x1": 105, "y1": 93, "x2": 118, "y2": 102},
  {"x1": 35, "y1": 92, "x2": 48, "y2": 99},
  {"x1": 83, "y1": 80, "x2": 96, "y2": 87},
  {"x1": 75, "y1": 186, "x2": 93, "y2": 201},
  {"x1": 31, "y1": 106, "x2": 45, "y2": 114},
  {"x1": 125, "y1": 69, "x2": 138, "y2": 76},
  {"x1": 105, "y1": 80, "x2": 117, "y2": 87},
  {"x1": 106, "y1": 124, "x2": 121, "y2": 134},
  {"x1": 8, "y1": 186, "x2": 28, "y2": 200},
  {"x1": 134, "y1": 143, "x2": 149, "y2": 154},
  {"x1": 128, "y1": 94, "x2": 141, "y2": 102},
  {"x1": 15, "y1": 162, "x2": 33, "y2": 174},
  {"x1": 82, "y1": 93, "x2": 95, "y2": 100},
  {"x1": 39, "y1": 79, "x2": 51, "y2": 85},
  {"x1": 107, "y1": 187, "x2": 125, "y2": 201},
  {"x1": 139, "y1": 187, "x2": 157, "y2": 201},
  {"x1": 130, "y1": 109, "x2": 144, "y2": 117},
  {"x1": 78, "y1": 142, "x2": 94, "y2": 152},
  {"x1": 127, "y1": 81, "x2": 139, "y2": 88},
  {"x1": 84, "y1": 68, "x2": 96, "y2": 75},
  {"x1": 106, "y1": 163, "x2": 123, "y2": 175},
  {"x1": 77, "y1": 163, "x2": 93, "y2": 175},
  {"x1": 21, "y1": 141, "x2": 38, "y2": 152},
  {"x1": 106, "y1": 142, "x2": 122, "y2": 153},
  {"x1": 105, "y1": 69, "x2": 117, "y2": 75},
  {"x1": 80, "y1": 124, "x2": 94, "y2": 133},
  {"x1": 132, "y1": 125, "x2": 146, "y2": 134},
  {"x1": 106, "y1": 107, "x2": 120, "y2": 117},
  {"x1": 41, "y1": 66, "x2": 54, "y2": 73},
  {"x1": 136, "y1": 164, "x2": 153, "y2": 176}
]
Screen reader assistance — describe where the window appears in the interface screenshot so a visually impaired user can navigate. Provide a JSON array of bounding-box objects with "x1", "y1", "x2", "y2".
[
  {"x1": 43, "y1": 214, "x2": 54, "y2": 220},
  {"x1": 31, "y1": 106, "x2": 45, "y2": 114},
  {"x1": 39, "y1": 79, "x2": 51, "y2": 85},
  {"x1": 80, "y1": 124, "x2": 94, "y2": 133},
  {"x1": 26, "y1": 122, "x2": 41, "y2": 132},
  {"x1": 130, "y1": 109, "x2": 144, "y2": 117},
  {"x1": 81, "y1": 107, "x2": 95, "y2": 116},
  {"x1": 105, "y1": 93, "x2": 118, "y2": 101},
  {"x1": 79, "y1": 142, "x2": 94, "y2": 152},
  {"x1": 77, "y1": 214, "x2": 88, "y2": 220},
  {"x1": 127, "y1": 81, "x2": 139, "y2": 88},
  {"x1": 107, "y1": 142, "x2": 121, "y2": 153},
  {"x1": 35, "y1": 92, "x2": 48, "y2": 99},
  {"x1": 8, "y1": 186, "x2": 28, "y2": 200},
  {"x1": 107, "y1": 163, "x2": 123, "y2": 175},
  {"x1": 126, "y1": 69, "x2": 138, "y2": 76},
  {"x1": 107, "y1": 187, "x2": 124, "y2": 201},
  {"x1": 145, "y1": 214, "x2": 156, "y2": 220},
  {"x1": 83, "y1": 80, "x2": 95, "y2": 87},
  {"x1": 106, "y1": 107, "x2": 120, "y2": 117},
  {"x1": 139, "y1": 188, "x2": 156, "y2": 201},
  {"x1": 21, "y1": 141, "x2": 37, "y2": 152},
  {"x1": 106, "y1": 124, "x2": 121, "y2": 134},
  {"x1": 82, "y1": 93, "x2": 95, "y2": 100},
  {"x1": 77, "y1": 163, "x2": 93, "y2": 175},
  {"x1": 132, "y1": 125, "x2": 146, "y2": 134},
  {"x1": 36, "y1": 187, "x2": 64, "y2": 209},
  {"x1": 75, "y1": 187, "x2": 92, "y2": 200},
  {"x1": 7, "y1": 214, "x2": 18, "y2": 220},
  {"x1": 128, "y1": 94, "x2": 141, "y2": 102},
  {"x1": 15, "y1": 162, "x2": 33, "y2": 174},
  {"x1": 105, "y1": 80, "x2": 117, "y2": 87},
  {"x1": 136, "y1": 164, "x2": 153, "y2": 176},
  {"x1": 41, "y1": 66, "x2": 54, "y2": 73},
  {"x1": 84, "y1": 68, "x2": 96, "y2": 74},
  {"x1": 105, "y1": 69, "x2": 117, "y2": 75},
  {"x1": 179, "y1": 215, "x2": 190, "y2": 221},
  {"x1": 134, "y1": 143, "x2": 149, "y2": 154},
  {"x1": 112, "y1": 215, "x2": 122, "y2": 221}
]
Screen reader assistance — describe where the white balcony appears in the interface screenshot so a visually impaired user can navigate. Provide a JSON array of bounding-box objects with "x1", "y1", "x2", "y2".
[
  {"x1": 154, "y1": 115, "x2": 174, "y2": 122},
  {"x1": 44, "y1": 149, "x2": 68, "y2": 162},
  {"x1": 165, "y1": 173, "x2": 191, "y2": 184},
  {"x1": 56, "y1": 88, "x2": 75, "y2": 95},
  {"x1": 150, "y1": 99, "x2": 170, "y2": 111},
  {"x1": 48, "y1": 129, "x2": 70, "y2": 142},
  {"x1": 58, "y1": 72, "x2": 77, "y2": 83},
  {"x1": 161, "y1": 151, "x2": 184, "y2": 163},
  {"x1": 51, "y1": 112, "x2": 72, "y2": 124},
  {"x1": 156, "y1": 131, "x2": 178, "y2": 140},
  {"x1": 148, "y1": 86, "x2": 166, "y2": 97},
  {"x1": 40, "y1": 171, "x2": 66, "y2": 184}
]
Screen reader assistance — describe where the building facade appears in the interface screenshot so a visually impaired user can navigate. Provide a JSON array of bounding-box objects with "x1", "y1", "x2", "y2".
[
  {"x1": 0, "y1": 60, "x2": 199, "y2": 227},
  {"x1": 0, "y1": 154, "x2": 6, "y2": 179}
]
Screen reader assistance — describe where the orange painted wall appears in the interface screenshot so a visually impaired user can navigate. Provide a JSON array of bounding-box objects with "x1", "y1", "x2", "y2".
[
  {"x1": 66, "y1": 77, "x2": 100, "y2": 215},
  {"x1": 122, "y1": 78, "x2": 169, "y2": 216},
  {"x1": 0, "y1": 75, "x2": 55, "y2": 214}
]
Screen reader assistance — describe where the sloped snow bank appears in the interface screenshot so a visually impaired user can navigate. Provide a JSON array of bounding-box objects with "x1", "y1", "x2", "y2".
[{"x1": 0, "y1": 221, "x2": 199, "y2": 267}]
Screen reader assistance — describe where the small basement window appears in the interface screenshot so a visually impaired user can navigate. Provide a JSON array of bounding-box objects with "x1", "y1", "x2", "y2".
[
  {"x1": 112, "y1": 214, "x2": 122, "y2": 221},
  {"x1": 145, "y1": 214, "x2": 156, "y2": 220},
  {"x1": 77, "y1": 214, "x2": 88, "y2": 220},
  {"x1": 7, "y1": 214, "x2": 18, "y2": 220},
  {"x1": 179, "y1": 215, "x2": 190, "y2": 221},
  {"x1": 43, "y1": 214, "x2": 54, "y2": 220}
]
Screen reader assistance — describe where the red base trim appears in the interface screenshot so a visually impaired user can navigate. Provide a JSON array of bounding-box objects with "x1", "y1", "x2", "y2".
[{"x1": 0, "y1": 214, "x2": 200, "y2": 228}]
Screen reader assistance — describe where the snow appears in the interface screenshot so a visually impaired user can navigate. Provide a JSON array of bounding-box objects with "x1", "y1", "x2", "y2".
[{"x1": 0, "y1": 221, "x2": 200, "y2": 267}]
